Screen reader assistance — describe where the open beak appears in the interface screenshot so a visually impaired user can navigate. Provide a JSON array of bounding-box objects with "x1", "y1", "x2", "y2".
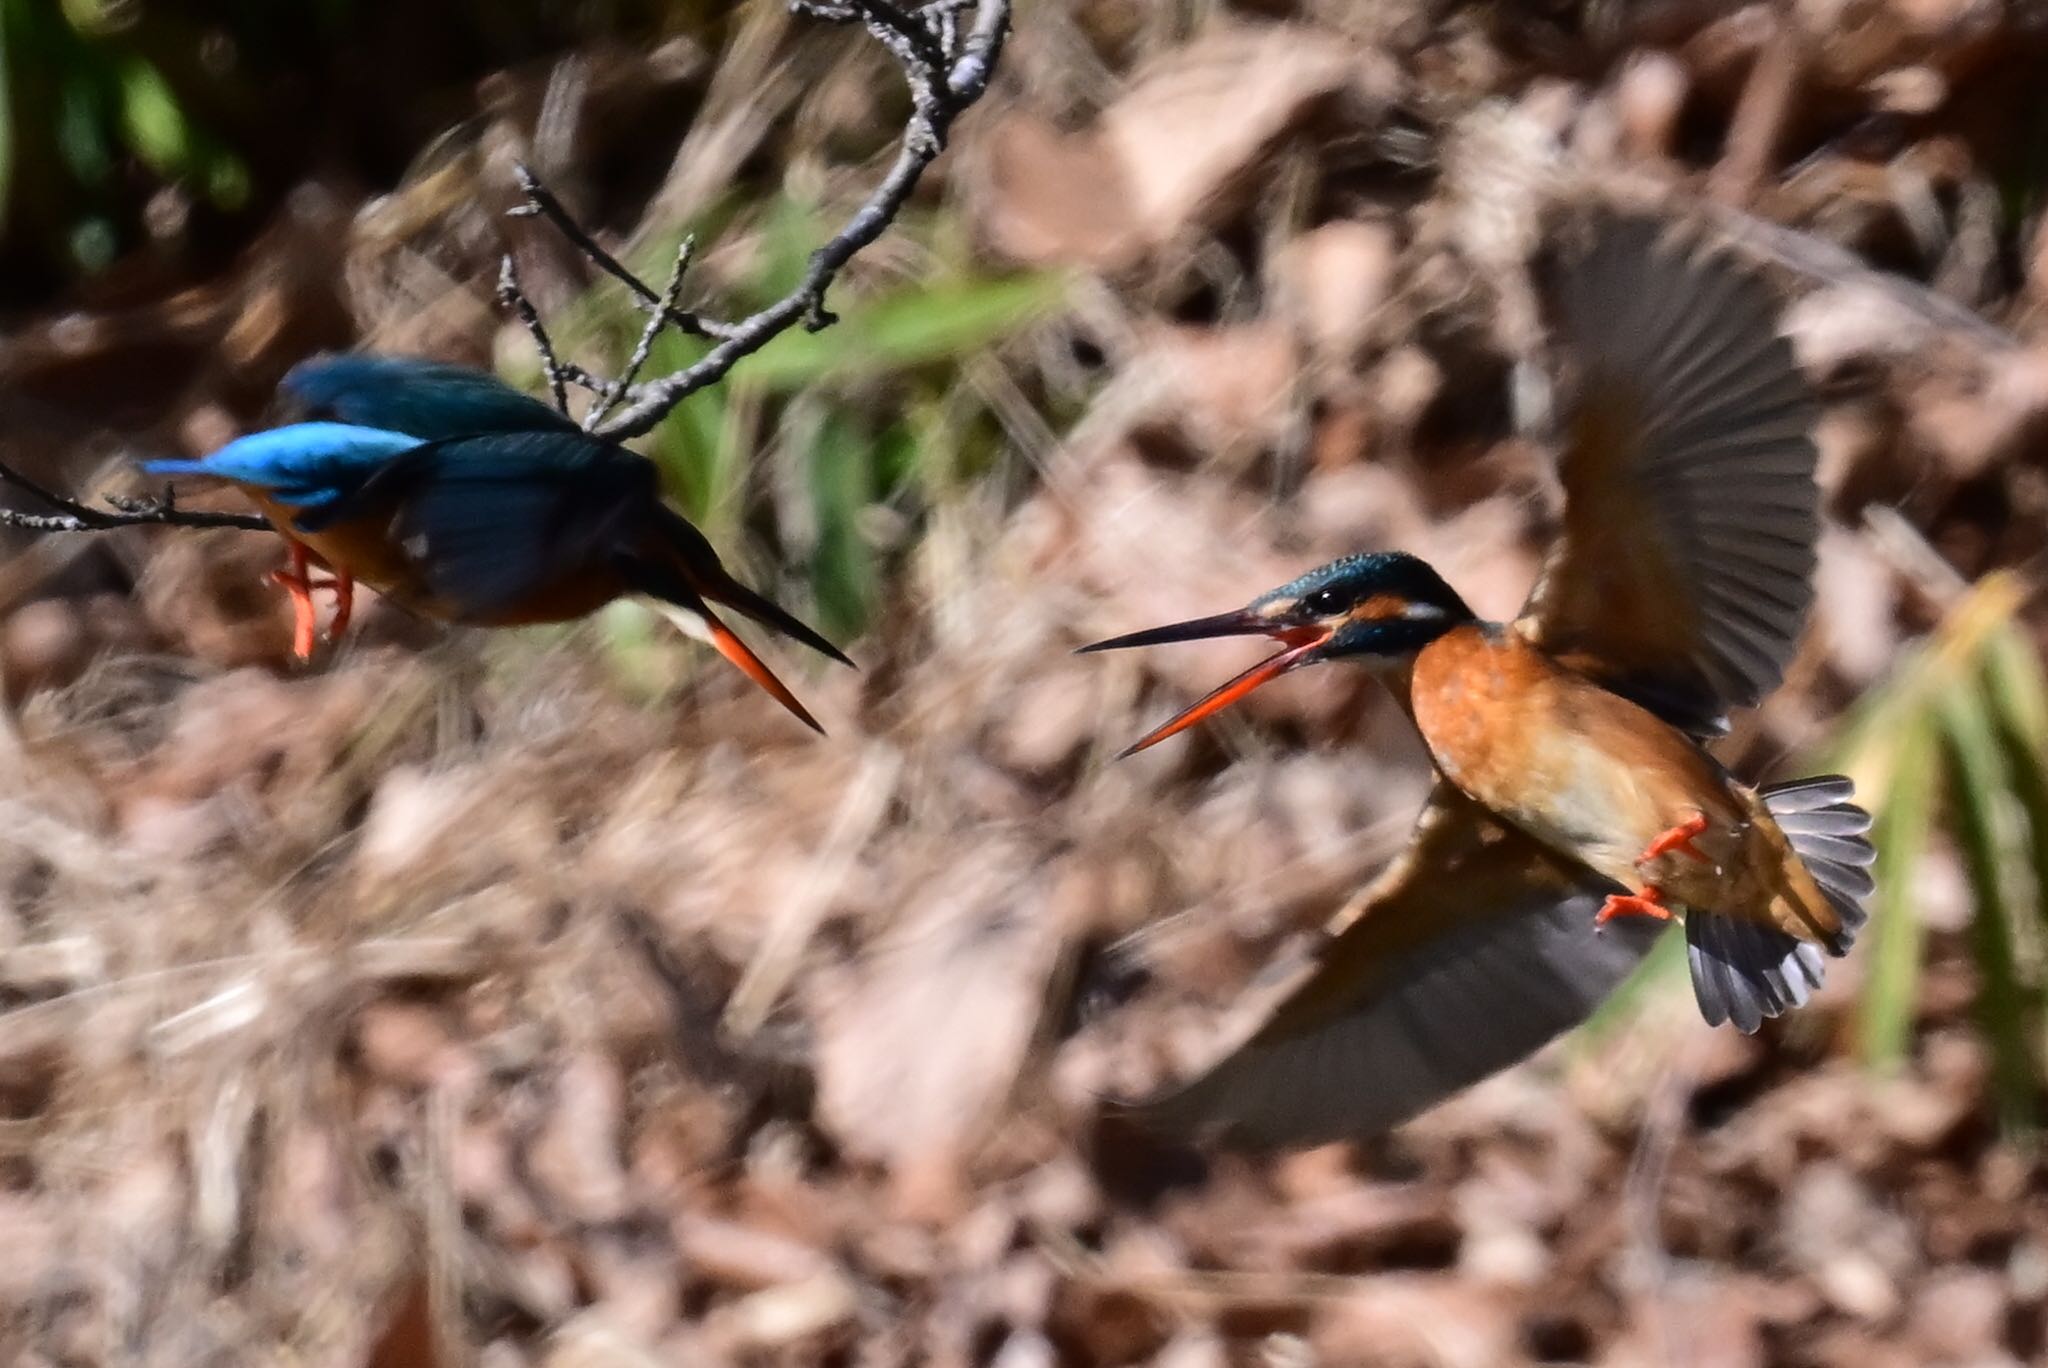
[{"x1": 1079, "y1": 610, "x2": 1331, "y2": 758}]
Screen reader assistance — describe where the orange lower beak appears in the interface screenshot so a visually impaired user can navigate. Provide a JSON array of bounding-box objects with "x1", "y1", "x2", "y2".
[
  {"x1": 1080, "y1": 613, "x2": 1331, "y2": 757},
  {"x1": 649, "y1": 598, "x2": 825, "y2": 734},
  {"x1": 702, "y1": 608, "x2": 826, "y2": 735}
]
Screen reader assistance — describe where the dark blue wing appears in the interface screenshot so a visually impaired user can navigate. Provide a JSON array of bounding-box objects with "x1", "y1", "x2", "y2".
[
  {"x1": 374, "y1": 431, "x2": 656, "y2": 617},
  {"x1": 143, "y1": 423, "x2": 423, "y2": 510},
  {"x1": 283, "y1": 355, "x2": 578, "y2": 440}
]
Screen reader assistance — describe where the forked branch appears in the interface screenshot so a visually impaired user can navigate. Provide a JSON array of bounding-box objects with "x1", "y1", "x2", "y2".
[{"x1": 505, "y1": 0, "x2": 1013, "y2": 440}]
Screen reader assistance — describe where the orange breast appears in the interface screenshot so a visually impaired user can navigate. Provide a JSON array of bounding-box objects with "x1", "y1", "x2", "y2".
[
  {"x1": 248, "y1": 492, "x2": 417, "y2": 587},
  {"x1": 1407, "y1": 627, "x2": 1845, "y2": 940},
  {"x1": 1407, "y1": 625, "x2": 1740, "y2": 889}
]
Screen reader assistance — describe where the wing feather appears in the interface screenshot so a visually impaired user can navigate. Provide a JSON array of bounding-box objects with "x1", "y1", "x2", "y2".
[
  {"x1": 1517, "y1": 214, "x2": 1822, "y2": 737},
  {"x1": 1124, "y1": 786, "x2": 1663, "y2": 1147},
  {"x1": 288, "y1": 429, "x2": 655, "y2": 618},
  {"x1": 388, "y1": 433, "x2": 653, "y2": 616}
]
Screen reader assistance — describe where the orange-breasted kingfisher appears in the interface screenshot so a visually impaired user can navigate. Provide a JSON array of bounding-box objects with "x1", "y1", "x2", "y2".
[
  {"x1": 1079, "y1": 214, "x2": 1876, "y2": 1146},
  {"x1": 144, "y1": 356, "x2": 851, "y2": 731}
]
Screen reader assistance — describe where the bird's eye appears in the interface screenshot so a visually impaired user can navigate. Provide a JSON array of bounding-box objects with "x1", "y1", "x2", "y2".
[{"x1": 1301, "y1": 587, "x2": 1347, "y2": 615}]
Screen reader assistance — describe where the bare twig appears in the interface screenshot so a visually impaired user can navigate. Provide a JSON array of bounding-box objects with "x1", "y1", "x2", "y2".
[
  {"x1": 587, "y1": 237, "x2": 696, "y2": 431},
  {"x1": 799, "y1": 1, "x2": 949, "y2": 80},
  {"x1": 0, "y1": 462, "x2": 268, "y2": 535},
  {"x1": 496, "y1": 254, "x2": 573, "y2": 416},
  {"x1": 506, "y1": 0, "x2": 1014, "y2": 442},
  {"x1": 509, "y1": 166, "x2": 743, "y2": 344}
]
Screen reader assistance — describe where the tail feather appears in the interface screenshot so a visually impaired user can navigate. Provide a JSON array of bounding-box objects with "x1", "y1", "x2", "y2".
[
  {"x1": 1685, "y1": 775, "x2": 1874, "y2": 1033},
  {"x1": 1766, "y1": 774, "x2": 1874, "y2": 954},
  {"x1": 1773, "y1": 806, "x2": 1873, "y2": 838}
]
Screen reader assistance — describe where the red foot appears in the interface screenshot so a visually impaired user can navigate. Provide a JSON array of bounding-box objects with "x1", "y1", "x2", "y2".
[
  {"x1": 1643, "y1": 812, "x2": 1711, "y2": 864},
  {"x1": 269, "y1": 550, "x2": 319, "y2": 661},
  {"x1": 1596, "y1": 886, "x2": 1673, "y2": 926},
  {"x1": 268, "y1": 544, "x2": 353, "y2": 661}
]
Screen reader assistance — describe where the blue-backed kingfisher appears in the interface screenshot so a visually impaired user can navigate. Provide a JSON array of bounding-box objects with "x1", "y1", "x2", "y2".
[
  {"x1": 1080, "y1": 214, "x2": 1876, "y2": 1145},
  {"x1": 145, "y1": 356, "x2": 851, "y2": 732}
]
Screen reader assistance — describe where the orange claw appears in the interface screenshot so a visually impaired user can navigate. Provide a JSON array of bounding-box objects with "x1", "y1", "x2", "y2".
[
  {"x1": 1643, "y1": 812, "x2": 1711, "y2": 863},
  {"x1": 269, "y1": 544, "x2": 320, "y2": 661},
  {"x1": 1596, "y1": 886, "x2": 1673, "y2": 926},
  {"x1": 268, "y1": 544, "x2": 354, "y2": 661}
]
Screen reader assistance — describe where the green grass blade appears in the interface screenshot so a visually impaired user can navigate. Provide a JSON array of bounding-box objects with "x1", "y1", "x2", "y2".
[
  {"x1": 1860, "y1": 710, "x2": 1940, "y2": 1070},
  {"x1": 738, "y1": 273, "x2": 1066, "y2": 390},
  {"x1": 805, "y1": 409, "x2": 880, "y2": 638},
  {"x1": 1983, "y1": 622, "x2": 2048, "y2": 1081},
  {"x1": 1937, "y1": 681, "x2": 2040, "y2": 1132},
  {"x1": 1983, "y1": 624, "x2": 2048, "y2": 747}
]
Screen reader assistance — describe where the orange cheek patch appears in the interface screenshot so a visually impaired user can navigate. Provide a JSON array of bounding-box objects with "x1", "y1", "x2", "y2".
[{"x1": 1349, "y1": 593, "x2": 1406, "y2": 623}]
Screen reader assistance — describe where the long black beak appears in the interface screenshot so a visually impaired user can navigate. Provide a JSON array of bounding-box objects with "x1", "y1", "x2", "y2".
[
  {"x1": 1078, "y1": 608, "x2": 1280, "y2": 654},
  {"x1": 1079, "y1": 609, "x2": 1331, "y2": 757}
]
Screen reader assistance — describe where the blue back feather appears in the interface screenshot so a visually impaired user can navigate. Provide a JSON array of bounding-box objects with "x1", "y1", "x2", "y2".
[
  {"x1": 284, "y1": 355, "x2": 577, "y2": 439},
  {"x1": 142, "y1": 423, "x2": 421, "y2": 509}
]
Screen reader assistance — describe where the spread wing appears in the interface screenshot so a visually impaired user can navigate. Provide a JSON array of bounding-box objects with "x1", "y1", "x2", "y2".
[
  {"x1": 1516, "y1": 215, "x2": 1821, "y2": 737},
  {"x1": 1125, "y1": 786, "x2": 1665, "y2": 1148}
]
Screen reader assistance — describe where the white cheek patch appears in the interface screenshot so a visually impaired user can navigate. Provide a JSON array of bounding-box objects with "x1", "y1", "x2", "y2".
[{"x1": 645, "y1": 597, "x2": 714, "y2": 645}]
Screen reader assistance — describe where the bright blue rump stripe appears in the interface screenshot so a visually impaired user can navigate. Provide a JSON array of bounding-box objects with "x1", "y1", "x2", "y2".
[{"x1": 142, "y1": 423, "x2": 421, "y2": 508}]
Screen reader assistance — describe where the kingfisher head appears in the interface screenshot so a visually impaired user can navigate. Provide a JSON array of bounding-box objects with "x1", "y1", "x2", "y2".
[{"x1": 1078, "y1": 551, "x2": 1474, "y2": 757}]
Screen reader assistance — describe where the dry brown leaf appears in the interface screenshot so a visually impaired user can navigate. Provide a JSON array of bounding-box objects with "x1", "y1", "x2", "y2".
[
  {"x1": 1126, "y1": 321, "x2": 1299, "y2": 456},
  {"x1": 525, "y1": 1052, "x2": 633, "y2": 1225},
  {"x1": 815, "y1": 841, "x2": 1062, "y2": 1191},
  {"x1": 1099, "y1": 26, "x2": 1375, "y2": 245},
  {"x1": 1311, "y1": 1276, "x2": 1520, "y2": 1368},
  {"x1": 674, "y1": 1214, "x2": 835, "y2": 1292},
  {"x1": 980, "y1": 116, "x2": 1143, "y2": 270},
  {"x1": 1271, "y1": 221, "x2": 1399, "y2": 375},
  {"x1": 983, "y1": 23, "x2": 1392, "y2": 268}
]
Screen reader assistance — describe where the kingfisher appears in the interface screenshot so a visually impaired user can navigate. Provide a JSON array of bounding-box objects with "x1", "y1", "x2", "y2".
[
  {"x1": 143, "y1": 356, "x2": 850, "y2": 731},
  {"x1": 1080, "y1": 214, "x2": 1875, "y2": 1145}
]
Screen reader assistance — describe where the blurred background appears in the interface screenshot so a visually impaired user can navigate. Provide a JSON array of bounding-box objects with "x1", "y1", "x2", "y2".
[{"x1": 2, "y1": 2, "x2": 2047, "y2": 1365}]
